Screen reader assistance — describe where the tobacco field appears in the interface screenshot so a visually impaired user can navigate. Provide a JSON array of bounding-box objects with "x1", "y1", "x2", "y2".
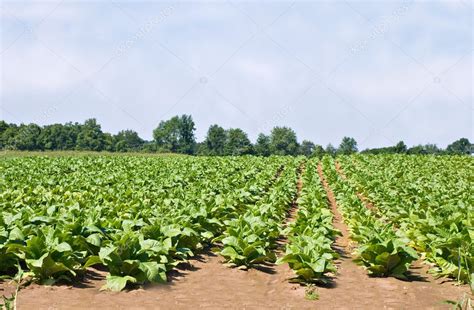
[{"x1": 0, "y1": 154, "x2": 472, "y2": 306}]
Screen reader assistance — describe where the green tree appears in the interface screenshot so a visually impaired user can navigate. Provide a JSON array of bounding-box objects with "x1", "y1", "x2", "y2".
[
  {"x1": 153, "y1": 116, "x2": 180, "y2": 152},
  {"x1": 76, "y1": 119, "x2": 105, "y2": 151},
  {"x1": 63, "y1": 122, "x2": 82, "y2": 150},
  {"x1": 446, "y1": 138, "x2": 472, "y2": 155},
  {"x1": 254, "y1": 133, "x2": 271, "y2": 157},
  {"x1": 39, "y1": 124, "x2": 59, "y2": 150},
  {"x1": 114, "y1": 130, "x2": 144, "y2": 152},
  {"x1": 178, "y1": 115, "x2": 196, "y2": 154},
  {"x1": 270, "y1": 127, "x2": 298, "y2": 156},
  {"x1": 423, "y1": 143, "x2": 440, "y2": 155},
  {"x1": 0, "y1": 121, "x2": 12, "y2": 149},
  {"x1": 298, "y1": 140, "x2": 315, "y2": 156},
  {"x1": 337, "y1": 136, "x2": 358, "y2": 155},
  {"x1": 194, "y1": 142, "x2": 208, "y2": 156},
  {"x1": 12, "y1": 124, "x2": 42, "y2": 150},
  {"x1": 407, "y1": 145, "x2": 426, "y2": 155},
  {"x1": 1, "y1": 125, "x2": 18, "y2": 150},
  {"x1": 407, "y1": 144, "x2": 442, "y2": 155},
  {"x1": 153, "y1": 115, "x2": 196, "y2": 154},
  {"x1": 205, "y1": 124, "x2": 226, "y2": 156},
  {"x1": 38, "y1": 123, "x2": 79, "y2": 151},
  {"x1": 362, "y1": 140, "x2": 408, "y2": 155},
  {"x1": 325, "y1": 144, "x2": 337, "y2": 157},
  {"x1": 312, "y1": 144, "x2": 326, "y2": 158},
  {"x1": 0, "y1": 121, "x2": 9, "y2": 135},
  {"x1": 224, "y1": 128, "x2": 253, "y2": 155},
  {"x1": 142, "y1": 142, "x2": 158, "y2": 153},
  {"x1": 394, "y1": 141, "x2": 407, "y2": 153},
  {"x1": 103, "y1": 133, "x2": 115, "y2": 152}
]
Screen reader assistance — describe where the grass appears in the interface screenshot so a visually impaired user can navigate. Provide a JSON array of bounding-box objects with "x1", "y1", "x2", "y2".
[
  {"x1": 304, "y1": 284, "x2": 319, "y2": 301},
  {"x1": 443, "y1": 294, "x2": 473, "y2": 310},
  {"x1": 0, "y1": 266, "x2": 25, "y2": 310}
]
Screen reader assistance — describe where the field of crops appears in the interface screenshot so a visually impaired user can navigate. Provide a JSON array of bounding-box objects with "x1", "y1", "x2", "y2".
[{"x1": 0, "y1": 154, "x2": 472, "y2": 308}]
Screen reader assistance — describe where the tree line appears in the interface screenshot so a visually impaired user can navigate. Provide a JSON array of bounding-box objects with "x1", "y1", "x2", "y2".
[{"x1": 0, "y1": 115, "x2": 472, "y2": 156}]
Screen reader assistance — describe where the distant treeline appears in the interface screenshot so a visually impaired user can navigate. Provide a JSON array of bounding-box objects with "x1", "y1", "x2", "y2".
[{"x1": 1, "y1": 115, "x2": 472, "y2": 156}]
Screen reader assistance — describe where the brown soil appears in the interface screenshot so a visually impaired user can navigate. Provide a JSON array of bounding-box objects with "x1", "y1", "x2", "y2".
[
  {"x1": 286, "y1": 163, "x2": 305, "y2": 224},
  {"x1": 275, "y1": 165, "x2": 284, "y2": 178},
  {"x1": 0, "y1": 163, "x2": 469, "y2": 310},
  {"x1": 356, "y1": 192, "x2": 377, "y2": 212},
  {"x1": 334, "y1": 161, "x2": 347, "y2": 179},
  {"x1": 279, "y1": 162, "x2": 304, "y2": 261}
]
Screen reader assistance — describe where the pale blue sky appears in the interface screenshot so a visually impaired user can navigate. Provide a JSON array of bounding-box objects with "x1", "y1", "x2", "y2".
[{"x1": 1, "y1": 0, "x2": 472, "y2": 149}]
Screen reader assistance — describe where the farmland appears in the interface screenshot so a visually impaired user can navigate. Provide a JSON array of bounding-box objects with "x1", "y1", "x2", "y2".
[{"x1": 0, "y1": 153, "x2": 472, "y2": 309}]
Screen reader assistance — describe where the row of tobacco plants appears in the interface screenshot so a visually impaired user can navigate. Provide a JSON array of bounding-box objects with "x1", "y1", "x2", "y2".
[
  {"x1": 277, "y1": 159, "x2": 339, "y2": 283},
  {"x1": 322, "y1": 156, "x2": 419, "y2": 279}
]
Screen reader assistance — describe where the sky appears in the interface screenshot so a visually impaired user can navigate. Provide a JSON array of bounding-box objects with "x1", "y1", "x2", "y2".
[{"x1": 0, "y1": 0, "x2": 472, "y2": 150}]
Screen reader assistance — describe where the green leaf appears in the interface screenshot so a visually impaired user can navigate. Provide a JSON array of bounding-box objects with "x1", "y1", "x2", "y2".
[
  {"x1": 86, "y1": 234, "x2": 102, "y2": 247},
  {"x1": 220, "y1": 246, "x2": 239, "y2": 259},
  {"x1": 102, "y1": 275, "x2": 137, "y2": 292},
  {"x1": 55, "y1": 242, "x2": 73, "y2": 253},
  {"x1": 8, "y1": 227, "x2": 24, "y2": 241},
  {"x1": 138, "y1": 262, "x2": 167, "y2": 283},
  {"x1": 386, "y1": 254, "x2": 401, "y2": 271},
  {"x1": 84, "y1": 255, "x2": 102, "y2": 268},
  {"x1": 201, "y1": 231, "x2": 214, "y2": 239}
]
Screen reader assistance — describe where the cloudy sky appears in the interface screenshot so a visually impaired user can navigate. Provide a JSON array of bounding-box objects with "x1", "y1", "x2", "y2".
[{"x1": 1, "y1": 0, "x2": 472, "y2": 149}]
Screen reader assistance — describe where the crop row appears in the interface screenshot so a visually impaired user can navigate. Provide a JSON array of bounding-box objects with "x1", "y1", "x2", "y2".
[
  {"x1": 218, "y1": 158, "x2": 301, "y2": 267},
  {"x1": 337, "y1": 155, "x2": 473, "y2": 284},
  {"x1": 322, "y1": 156, "x2": 419, "y2": 279},
  {"x1": 277, "y1": 159, "x2": 339, "y2": 283}
]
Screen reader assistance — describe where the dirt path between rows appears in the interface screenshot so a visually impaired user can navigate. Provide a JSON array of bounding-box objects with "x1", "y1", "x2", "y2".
[
  {"x1": 1, "y1": 163, "x2": 469, "y2": 310},
  {"x1": 316, "y1": 162, "x2": 469, "y2": 309},
  {"x1": 284, "y1": 163, "x2": 305, "y2": 227},
  {"x1": 335, "y1": 161, "x2": 377, "y2": 212}
]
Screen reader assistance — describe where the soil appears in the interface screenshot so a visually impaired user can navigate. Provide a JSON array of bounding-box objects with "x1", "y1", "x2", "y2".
[
  {"x1": 334, "y1": 161, "x2": 347, "y2": 179},
  {"x1": 0, "y1": 163, "x2": 469, "y2": 310},
  {"x1": 285, "y1": 163, "x2": 305, "y2": 224}
]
